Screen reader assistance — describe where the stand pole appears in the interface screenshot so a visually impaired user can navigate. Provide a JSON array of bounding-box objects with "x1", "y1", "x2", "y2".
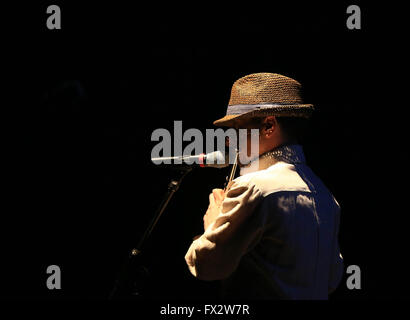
[{"x1": 109, "y1": 167, "x2": 193, "y2": 298}]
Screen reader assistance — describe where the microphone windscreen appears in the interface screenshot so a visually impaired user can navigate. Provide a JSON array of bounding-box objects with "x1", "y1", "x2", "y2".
[{"x1": 205, "y1": 151, "x2": 230, "y2": 168}]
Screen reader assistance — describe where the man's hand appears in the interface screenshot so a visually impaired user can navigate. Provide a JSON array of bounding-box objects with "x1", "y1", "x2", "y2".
[{"x1": 203, "y1": 188, "x2": 225, "y2": 231}]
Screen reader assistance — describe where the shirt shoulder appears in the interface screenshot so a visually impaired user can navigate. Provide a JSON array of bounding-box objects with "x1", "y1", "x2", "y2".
[{"x1": 234, "y1": 162, "x2": 311, "y2": 197}]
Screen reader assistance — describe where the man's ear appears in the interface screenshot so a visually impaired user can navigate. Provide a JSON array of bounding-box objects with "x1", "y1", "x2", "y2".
[{"x1": 262, "y1": 116, "x2": 277, "y2": 136}]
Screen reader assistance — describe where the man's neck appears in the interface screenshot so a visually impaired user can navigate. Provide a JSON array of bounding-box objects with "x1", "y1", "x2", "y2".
[{"x1": 239, "y1": 143, "x2": 304, "y2": 176}]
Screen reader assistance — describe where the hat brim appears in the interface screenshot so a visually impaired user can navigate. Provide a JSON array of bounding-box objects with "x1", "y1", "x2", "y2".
[{"x1": 213, "y1": 104, "x2": 314, "y2": 127}]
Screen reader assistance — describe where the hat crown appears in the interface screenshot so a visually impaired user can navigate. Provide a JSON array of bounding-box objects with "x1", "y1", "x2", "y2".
[{"x1": 228, "y1": 72, "x2": 304, "y2": 106}]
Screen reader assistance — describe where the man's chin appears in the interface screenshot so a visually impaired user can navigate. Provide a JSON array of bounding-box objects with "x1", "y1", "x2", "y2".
[{"x1": 238, "y1": 155, "x2": 259, "y2": 168}]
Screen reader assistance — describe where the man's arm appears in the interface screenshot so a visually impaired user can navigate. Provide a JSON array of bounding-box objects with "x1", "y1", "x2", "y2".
[{"x1": 185, "y1": 181, "x2": 263, "y2": 281}]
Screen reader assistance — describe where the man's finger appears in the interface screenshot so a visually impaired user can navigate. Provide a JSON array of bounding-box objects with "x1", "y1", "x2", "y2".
[
  {"x1": 209, "y1": 193, "x2": 215, "y2": 206},
  {"x1": 212, "y1": 188, "x2": 225, "y2": 203}
]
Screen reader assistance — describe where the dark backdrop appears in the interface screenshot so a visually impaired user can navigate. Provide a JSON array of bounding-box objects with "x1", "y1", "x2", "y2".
[{"x1": 2, "y1": 2, "x2": 407, "y2": 300}]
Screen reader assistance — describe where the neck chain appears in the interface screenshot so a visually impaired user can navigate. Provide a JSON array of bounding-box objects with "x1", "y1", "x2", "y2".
[{"x1": 241, "y1": 144, "x2": 305, "y2": 170}]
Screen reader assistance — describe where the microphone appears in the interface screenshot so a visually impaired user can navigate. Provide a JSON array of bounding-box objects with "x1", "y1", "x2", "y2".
[{"x1": 151, "y1": 151, "x2": 229, "y2": 168}]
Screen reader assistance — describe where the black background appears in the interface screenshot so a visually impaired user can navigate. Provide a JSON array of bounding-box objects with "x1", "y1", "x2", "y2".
[{"x1": 2, "y1": 2, "x2": 408, "y2": 302}]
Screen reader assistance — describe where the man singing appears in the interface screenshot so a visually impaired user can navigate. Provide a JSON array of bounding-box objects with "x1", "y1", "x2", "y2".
[{"x1": 185, "y1": 73, "x2": 344, "y2": 299}]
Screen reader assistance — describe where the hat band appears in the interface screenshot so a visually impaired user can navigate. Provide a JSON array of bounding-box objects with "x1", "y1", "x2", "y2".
[{"x1": 226, "y1": 103, "x2": 304, "y2": 115}]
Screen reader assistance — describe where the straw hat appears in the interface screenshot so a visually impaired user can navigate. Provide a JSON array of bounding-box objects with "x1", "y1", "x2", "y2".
[{"x1": 213, "y1": 73, "x2": 314, "y2": 127}]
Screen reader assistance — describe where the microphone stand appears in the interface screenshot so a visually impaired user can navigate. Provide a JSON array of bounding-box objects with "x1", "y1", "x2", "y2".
[{"x1": 109, "y1": 166, "x2": 193, "y2": 299}]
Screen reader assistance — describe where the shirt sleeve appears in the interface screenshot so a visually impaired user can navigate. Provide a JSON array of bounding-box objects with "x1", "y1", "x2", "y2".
[{"x1": 185, "y1": 180, "x2": 263, "y2": 281}]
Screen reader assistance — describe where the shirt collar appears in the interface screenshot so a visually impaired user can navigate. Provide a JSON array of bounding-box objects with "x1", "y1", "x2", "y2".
[{"x1": 239, "y1": 144, "x2": 306, "y2": 176}]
